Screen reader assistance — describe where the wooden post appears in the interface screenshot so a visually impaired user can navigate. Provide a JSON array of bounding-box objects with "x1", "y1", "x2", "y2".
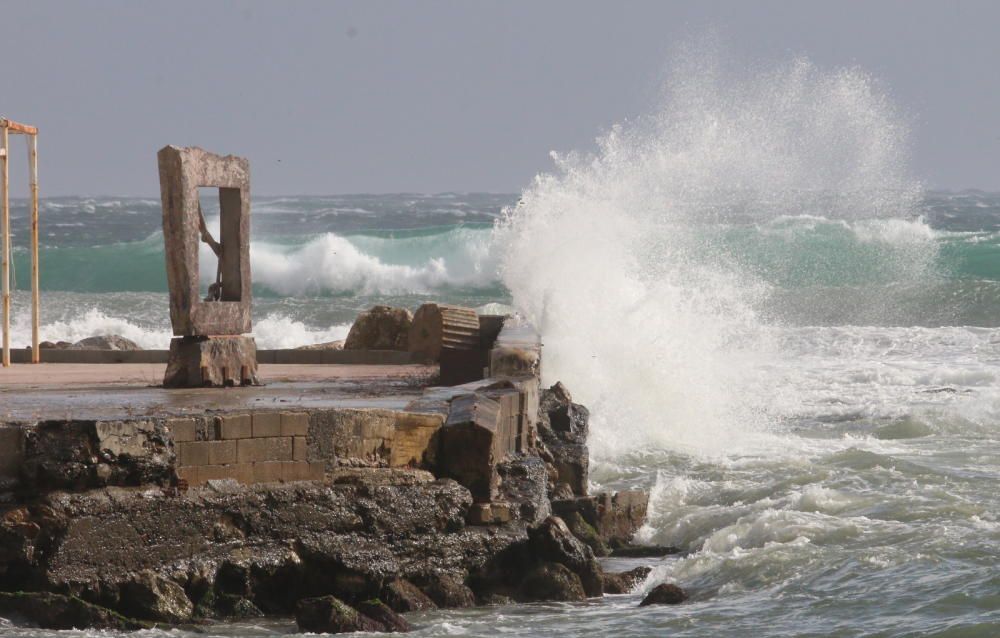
[
  {"x1": 29, "y1": 134, "x2": 39, "y2": 362},
  {"x1": 1, "y1": 125, "x2": 9, "y2": 368}
]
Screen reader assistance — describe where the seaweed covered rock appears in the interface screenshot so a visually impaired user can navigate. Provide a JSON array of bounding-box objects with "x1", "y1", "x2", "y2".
[
  {"x1": 382, "y1": 578, "x2": 437, "y2": 612},
  {"x1": 119, "y1": 571, "x2": 193, "y2": 623},
  {"x1": 295, "y1": 595, "x2": 385, "y2": 633},
  {"x1": 519, "y1": 562, "x2": 586, "y2": 602},
  {"x1": 528, "y1": 516, "x2": 603, "y2": 596},
  {"x1": 0, "y1": 592, "x2": 150, "y2": 630},
  {"x1": 344, "y1": 306, "x2": 413, "y2": 351},
  {"x1": 356, "y1": 599, "x2": 413, "y2": 632}
]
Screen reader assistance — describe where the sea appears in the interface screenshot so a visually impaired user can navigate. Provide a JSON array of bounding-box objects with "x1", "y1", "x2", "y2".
[{"x1": 3, "y1": 59, "x2": 1000, "y2": 636}]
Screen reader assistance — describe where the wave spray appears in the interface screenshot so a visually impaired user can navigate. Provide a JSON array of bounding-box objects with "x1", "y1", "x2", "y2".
[{"x1": 496, "y1": 53, "x2": 928, "y2": 455}]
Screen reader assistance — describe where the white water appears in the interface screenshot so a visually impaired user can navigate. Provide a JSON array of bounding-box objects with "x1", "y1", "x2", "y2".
[{"x1": 497, "y1": 54, "x2": 930, "y2": 456}]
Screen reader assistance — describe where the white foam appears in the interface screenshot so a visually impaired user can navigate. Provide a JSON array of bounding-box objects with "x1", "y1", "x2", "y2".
[{"x1": 497, "y1": 50, "x2": 925, "y2": 456}]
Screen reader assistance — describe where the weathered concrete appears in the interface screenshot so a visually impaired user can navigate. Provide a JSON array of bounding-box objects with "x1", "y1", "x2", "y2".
[
  {"x1": 158, "y1": 145, "x2": 256, "y2": 388},
  {"x1": 164, "y1": 335, "x2": 260, "y2": 388},
  {"x1": 408, "y1": 303, "x2": 480, "y2": 363},
  {"x1": 344, "y1": 306, "x2": 413, "y2": 351},
  {"x1": 158, "y1": 146, "x2": 252, "y2": 337}
]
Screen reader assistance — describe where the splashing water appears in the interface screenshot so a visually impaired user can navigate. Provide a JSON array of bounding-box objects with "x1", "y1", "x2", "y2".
[{"x1": 497, "y1": 55, "x2": 934, "y2": 456}]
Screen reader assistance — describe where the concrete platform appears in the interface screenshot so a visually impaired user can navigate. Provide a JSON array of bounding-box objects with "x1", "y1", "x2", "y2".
[{"x1": 0, "y1": 363, "x2": 436, "y2": 422}]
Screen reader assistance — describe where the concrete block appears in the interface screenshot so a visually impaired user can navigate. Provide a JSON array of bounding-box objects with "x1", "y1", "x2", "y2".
[
  {"x1": 281, "y1": 461, "x2": 318, "y2": 482},
  {"x1": 253, "y1": 461, "x2": 284, "y2": 483},
  {"x1": 293, "y1": 437, "x2": 308, "y2": 461},
  {"x1": 307, "y1": 461, "x2": 325, "y2": 481},
  {"x1": 252, "y1": 412, "x2": 282, "y2": 438},
  {"x1": 165, "y1": 418, "x2": 199, "y2": 443},
  {"x1": 199, "y1": 464, "x2": 237, "y2": 483},
  {"x1": 177, "y1": 442, "x2": 211, "y2": 467},
  {"x1": 440, "y1": 394, "x2": 502, "y2": 502},
  {"x1": 208, "y1": 440, "x2": 238, "y2": 465},
  {"x1": 216, "y1": 414, "x2": 252, "y2": 440},
  {"x1": 164, "y1": 336, "x2": 259, "y2": 388},
  {"x1": 231, "y1": 463, "x2": 254, "y2": 485},
  {"x1": 175, "y1": 465, "x2": 199, "y2": 485},
  {"x1": 280, "y1": 412, "x2": 310, "y2": 436},
  {"x1": 157, "y1": 145, "x2": 252, "y2": 337},
  {"x1": 237, "y1": 437, "x2": 292, "y2": 464},
  {"x1": 389, "y1": 412, "x2": 444, "y2": 468}
]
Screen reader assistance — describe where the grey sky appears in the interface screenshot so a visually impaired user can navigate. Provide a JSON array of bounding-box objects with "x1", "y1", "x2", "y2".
[{"x1": 1, "y1": 0, "x2": 998, "y2": 196}]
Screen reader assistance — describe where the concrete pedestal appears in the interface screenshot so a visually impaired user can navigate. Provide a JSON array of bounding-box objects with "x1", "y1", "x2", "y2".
[{"x1": 164, "y1": 336, "x2": 260, "y2": 388}]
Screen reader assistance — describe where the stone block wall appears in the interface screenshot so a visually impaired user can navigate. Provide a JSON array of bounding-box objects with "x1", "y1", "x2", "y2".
[{"x1": 168, "y1": 412, "x2": 322, "y2": 487}]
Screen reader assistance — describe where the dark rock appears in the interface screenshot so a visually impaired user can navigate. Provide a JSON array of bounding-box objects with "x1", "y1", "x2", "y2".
[
  {"x1": 356, "y1": 599, "x2": 413, "y2": 632},
  {"x1": 610, "y1": 545, "x2": 680, "y2": 558},
  {"x1": 594, "y1": 491, "x2": 649, "y2": 548},
  {"x1": 21, "y1": 419, "x2": 174, "y2": 490},
  {"x1": 497, "y1": 455, "x2": 552, "y2": 525},
  {"x1": 216, "y1": 594, "x2": 264, "y2": 619},
  {"x1": 419, "y1": 572, "x2": 476, "y2": 608},
  {"x1": 71, "y1": 335, "x2": 142, "y2": 351},
  {"x1": 562, "y1": 509, "x2": 610, "y2": 557},
  {"x1": 38, "y1": 340, "x2": 72, "y2": 350},
  {"x1": 478, "y1": 593, "x2": 514, "y2": 605},
  {"x1": 119, "y1": 571, "x2": 194, "y2": 623},
  {"x1": 602, "y1": 567, "x2": 651, "y2": 594},
  {"x1": 551, "y1": 482, "x2": 575, "y2": 501},
  {"x1": 528, "y1": 516, "x2": 603, "y2": 597},
  {"x1": 639, "y1": 583, "x2": 688, "y2": 606},
  {"x1": 537, "y1": 383, "x2": 590, "y2": 496},
  {"x1": 344, "y1": 306, "x2": 413, "y2": 351},
  {"x1": 295, "y1": 595, "x2": 384, "y2": 633},
  {"x1": 382, "y1": 578, "x2": 437, "y2": 613},
  {"x1": 519, "y1": 563, "x2": 586, "y2": 602},
  {"x1": 0, "y1": 591, "x2": 150, "y2": 630}
]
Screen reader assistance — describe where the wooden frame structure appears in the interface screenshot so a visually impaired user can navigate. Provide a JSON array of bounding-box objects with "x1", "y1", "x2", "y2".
[{"x1": 0, "y1": 118, "x2": 40, "y2": 367}]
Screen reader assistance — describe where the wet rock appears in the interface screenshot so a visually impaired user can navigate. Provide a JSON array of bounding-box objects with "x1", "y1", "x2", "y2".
[
  {"x1": 519, "y1": 562, "x2": 586, "y2": 602},
  {"x1": 382, "y1": 578, "x2": 437, "y2": 613},
  {"x1": 639, "y1": 583, "x2": 688, "y2": 606},
  {"x1": 602, "y1": 566, "x2": 651, "y2": 594},
  {"x1": 419, "y1": 572, "x2": 476, "y2": 608},
  {"x1": 594, "y1": 491, "x2": 649, "y2": 549},
  {"x1": 561, "y1": 508, "x2": 610, "y2": 557},
  {"x1": 295, "y1": 595, "x2": 384, "y2": 633},
  {"x1": 610, "y1": 545, "x2": 680, "y2": 558},
  {"x1": 119, "y1": 571, "x2": 194, "y2": 623},
  {"x1": 21, "y1": 419, "x2": 174, "y2": 490},
  {"x1": 356, "y1": 599, "x2": 413, "y2": 632},
  {"x1": 0, "y1": 591, "x2": 149, "y2": 630},
  {"x1": 537, "y1": 383, "x2": 590, "y2": 496},
  {"x1": 71, "y1": 335, "x2": 142, "y2": 351},
  {"x1": 497, "y1": 455, "x2": 551, "y2": 524},
  {"x1": 528, "y1": 516, "x2": 603, "y2": 596},
  {"x1": 344, "y1": 306, "x2": 413, "y2": 351}
]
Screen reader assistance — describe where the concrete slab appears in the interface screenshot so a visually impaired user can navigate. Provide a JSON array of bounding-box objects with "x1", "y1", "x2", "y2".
[{"x1": 0, "y1": 363, "x2": 436, "y2": 422}]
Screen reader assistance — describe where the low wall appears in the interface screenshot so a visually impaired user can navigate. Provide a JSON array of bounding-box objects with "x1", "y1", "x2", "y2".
[{"x1": 7, "y1": 348, "x2": 423, "y2": 365}]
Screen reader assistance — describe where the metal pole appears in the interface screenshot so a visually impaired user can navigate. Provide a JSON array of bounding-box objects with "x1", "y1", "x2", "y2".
[
  {"x1": 1, "y1": 124, "x2": 9, "y2": 367},
  {"x1": 29, "y1": 133, "x2": 39, "y2": 363}
]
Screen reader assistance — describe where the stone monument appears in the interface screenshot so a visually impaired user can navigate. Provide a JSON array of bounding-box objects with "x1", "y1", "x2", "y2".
[{"x1": 158, "y1": 145, "x2": 260, "y2": 387}]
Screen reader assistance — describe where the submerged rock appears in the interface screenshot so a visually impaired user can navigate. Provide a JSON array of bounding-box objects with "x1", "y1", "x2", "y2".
[
  {"x1": 639, "y1": 583, "x2": 688, "y2": 606},
  {"x1": 356, "y1": 599, "x2": 413, "y2": 632},
  {"x1": 295, "y1": 595, "x2": 384, "y2": 633},
  {"x1": 0, "y1": 591, "x2": 150, "y2": 630},
  {"x1": 602, "y1": 566, "x2": 651, "y2": 594},
  {"x1": 419, "y1": 572, "x2": 476, "y2": 608},
  {"x1": 344, "y1": 306, "x2": 413, "y2": 351},
  {"x1": 382, "y1": 578, "x2": 438, "y2": 612},
  {"x1": 610, "y1": 545, "x2": 680, "y2": 558},
  {"x1": 119, "y1": 571, "x2": 194, "y2": 623},
  {"x1": 519, "y1": 562, "x2": 586, "y2": 602}
]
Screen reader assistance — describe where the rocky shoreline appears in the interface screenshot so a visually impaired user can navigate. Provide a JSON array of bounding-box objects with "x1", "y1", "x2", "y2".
[{"x1": 0, "y1": 308, "x2": 686, "y2": 633}]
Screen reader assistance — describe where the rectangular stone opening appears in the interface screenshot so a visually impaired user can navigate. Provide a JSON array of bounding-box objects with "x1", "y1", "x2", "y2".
[{"x1": 197, "y1": 187, "x2": 243, "y2": 302}]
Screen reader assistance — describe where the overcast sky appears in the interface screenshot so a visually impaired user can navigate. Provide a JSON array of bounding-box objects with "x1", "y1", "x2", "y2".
[{"x1": 1, "y1": 0, "x2": 999, "y2": 196}]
